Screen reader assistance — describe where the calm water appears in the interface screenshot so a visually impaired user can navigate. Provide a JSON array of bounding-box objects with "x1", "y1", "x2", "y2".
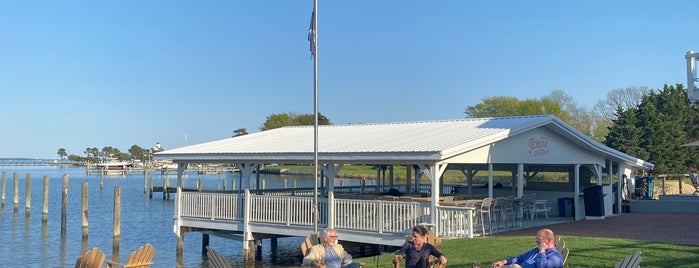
[{"x1": 0, "y1": 166, "x2": 362, "y2": 268}]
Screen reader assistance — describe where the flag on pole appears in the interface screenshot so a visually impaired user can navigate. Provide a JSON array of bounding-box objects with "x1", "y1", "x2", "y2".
[{"x1": 308, "y1": 11, "x2": 316, "y2": 58}]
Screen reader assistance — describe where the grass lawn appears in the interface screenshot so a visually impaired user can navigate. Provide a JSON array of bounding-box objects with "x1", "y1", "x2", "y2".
[{"x1": 355, "y1": 235, "x2": 699, "y2": 267}]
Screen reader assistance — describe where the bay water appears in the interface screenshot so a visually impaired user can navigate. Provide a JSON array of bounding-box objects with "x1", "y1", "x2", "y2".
[{"x1": 0, "y1": 166, "x2": 362, "y2": 267}]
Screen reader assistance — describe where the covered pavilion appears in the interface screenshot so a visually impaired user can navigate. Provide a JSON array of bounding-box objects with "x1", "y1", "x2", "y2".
[{"x1": 154, "y1": 115, "x2": 653, "y2": 255}]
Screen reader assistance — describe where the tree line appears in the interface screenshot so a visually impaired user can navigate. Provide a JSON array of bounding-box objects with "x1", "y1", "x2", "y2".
[{"x1": 57, "y1": 143, "x2": 165, "y2": 164}]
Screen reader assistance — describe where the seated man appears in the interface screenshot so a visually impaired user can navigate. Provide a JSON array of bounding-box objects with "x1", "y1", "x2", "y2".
[
  {"x1": 491, "y1": 228, "x2": 562, "y2": 268},
  {"x1": 303, "y1": 228, "x2": 360, "y2": 268}
]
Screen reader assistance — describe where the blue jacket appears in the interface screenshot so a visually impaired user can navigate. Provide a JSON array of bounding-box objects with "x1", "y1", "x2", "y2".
[{"x1": 506, "y1": 247, "x2": 562, "y2": 268}]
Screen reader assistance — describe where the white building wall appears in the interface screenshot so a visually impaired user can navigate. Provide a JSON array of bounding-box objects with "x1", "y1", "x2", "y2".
[{"x1": 445, "y1": 127, "x2": 606, "y2": 165}]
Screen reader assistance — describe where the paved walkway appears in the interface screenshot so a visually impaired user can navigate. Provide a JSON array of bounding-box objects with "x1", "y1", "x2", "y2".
[{"x1": 495, "y1": 213, "x2": 699, "y2": 246}]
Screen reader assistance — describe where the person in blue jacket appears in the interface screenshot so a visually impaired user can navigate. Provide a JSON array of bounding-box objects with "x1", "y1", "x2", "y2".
[{"x1": 490, "y1": 228, "x2": 562, "y2": 268}]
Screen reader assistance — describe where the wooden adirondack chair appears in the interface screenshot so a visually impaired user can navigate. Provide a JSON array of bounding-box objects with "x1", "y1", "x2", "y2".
[
  {"x1": 393, "y1": 230, "x2": 446, "y2": 268},
  {"x1": 75, "y1": 247, "x2": 106, "y2": 268},
  {"x1": 206, "y1": 246, "x2": 233, "y2": 268},
  {"x1": 300, "y1": 232, "x2": 321, "y2": 258},
  {"x1": 106, "y1": 243, "x2": 156, "y2": 268},
  {"x1": 614, "y1": 251, "x2": 641, "y2": 268},
  {"x1": 300, "y1": 233, "x2": 365, "y2": 268}
]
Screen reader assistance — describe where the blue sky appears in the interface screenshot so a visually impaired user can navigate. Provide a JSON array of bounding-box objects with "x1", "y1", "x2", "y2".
[{"x1": 0, "y1": 1, "x2": 694, "y2": 159}]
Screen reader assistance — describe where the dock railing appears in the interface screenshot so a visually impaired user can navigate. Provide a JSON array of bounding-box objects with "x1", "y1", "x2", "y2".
[{"x1": 175, "y1": 190, "x2": 476, "y2": 240}]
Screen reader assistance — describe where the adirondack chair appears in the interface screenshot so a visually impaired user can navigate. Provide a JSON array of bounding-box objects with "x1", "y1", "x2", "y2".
[
  {"x1": 206, "y1": 246, "x2": 233, "y2": 268},
  {"x1": 301, "y1": 233, "x2": 365, "y2": 268},
  {"x1": 560, "y1": 247, "x2": 569, "y2": 267},
  {"x1": 614, "y1": 251, "x2": 641, "y2": 268},
  {"x1": 106, "y1": 243, "x2": 155, "y2": 268},
  {"x1": 300, "y1": 232, "x2": 321, "y2": 258},
  {"x1": 393, "y1": 230, "x2": 446, "y2": 268},
  {"x1": 75, "y1": 247, "x2": 106, "y2": 268},
  {"x1": 690, "y1": 173, "x2": 699, "y2": 195}
]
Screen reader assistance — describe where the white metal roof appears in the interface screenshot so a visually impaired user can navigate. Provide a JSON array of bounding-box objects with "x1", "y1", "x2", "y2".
[{"x1": 155, "y1": 115, "x2": 653, "y2": 169}]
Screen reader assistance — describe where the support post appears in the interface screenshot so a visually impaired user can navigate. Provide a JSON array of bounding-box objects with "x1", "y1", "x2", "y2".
[
  {"x1": 61, "y1": 174, "x2": 68, "y2": 236},
  {"x1": 25, "y1": 173, "x2": 31, "y2": 215},
  {"x1": 1, "y1": 171, "x2": 6, "y2": 207},
  {"x1": 13, "y1": 172, "x2": 18, "y2": 212},
  {"x1": 113, "y1": 187, "x2": 122, "y2": 251},
  {"x1": 42, "y1": 176, "x2": 49, "y2": 222},
  {"x1": 81, "y1": 182, "x2": 89, "y2": 239}
]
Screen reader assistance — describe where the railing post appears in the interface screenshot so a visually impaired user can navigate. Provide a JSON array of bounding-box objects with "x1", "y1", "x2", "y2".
[{"x1": 243, "y1": 189, "x2": 253, "y2": 260}]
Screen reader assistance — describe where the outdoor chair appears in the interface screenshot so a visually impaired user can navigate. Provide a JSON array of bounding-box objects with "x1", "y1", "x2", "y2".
[
  {"x1": 478, "y1": 198, "x2": 494, "y2": 236},
  {"x1": 690, "y1": 173, "x2": 699, "y2": 195},
  {"x1": 75, "y1": 247, "x2": 106, "y2": 268},
  {"x1": 560, "y1": 247, "x2": 569, "y2": 267},
  {"x1": 106, "y1": 243, "x2": 155, "y2": 268},
  {"x1": 206, "y1": 246, "x2": 233, "y2": 268},
  {"x1": 614, "y1": 251, "x2": 641, "y2": 268},
  {"x1": 300, "y1": 233, "x2": 364, "y2": 268},
  {"x1": 393, "y1": 229, "x2": 446, "y2": 268}
]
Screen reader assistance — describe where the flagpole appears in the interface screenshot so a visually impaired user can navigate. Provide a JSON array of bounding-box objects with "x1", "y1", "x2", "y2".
[{"x1": 311, "y1": 0, "x2": 319, "y2": 234}]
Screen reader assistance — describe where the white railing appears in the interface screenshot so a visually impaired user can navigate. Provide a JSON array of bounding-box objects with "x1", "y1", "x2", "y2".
[
  {"x1": 179, "y1": 192, "x2": 243, "y2": 221},
  {"x1": 434, "y1": 206, "x2": 475, "y2": 238},
  {"x1": 333, "y1": 199, "x2": 428, "y2": 234},
  {"x1": 176, "y1": 191, "x2": 476, "y2": 239},
  {"x1": 248, "y1": 195, "x2": 327, "y2": 226}
]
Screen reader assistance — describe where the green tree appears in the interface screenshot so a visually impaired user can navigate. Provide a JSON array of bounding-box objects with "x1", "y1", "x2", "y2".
[
  {"x1": 84, "y1": 147, "x2": 99, "y2": 163},
  {"x1": 57, "y1": 148, "x2": 67, "y2": 160},
  {"x1": 604, "y1": 84, "x2": 695, "y2": 174},
  {"x1": 128, "y1": 144, "x2": 146, "y2": 161},
  {"x1": 232, "y1": 128, "x2": 248, "y2": 137},
  {"x1": 465, "y1": 96, "x2": 570, "y2": 121},
  {"x1": 260, "y1": 112, "x2": 331, "y2": 131}
]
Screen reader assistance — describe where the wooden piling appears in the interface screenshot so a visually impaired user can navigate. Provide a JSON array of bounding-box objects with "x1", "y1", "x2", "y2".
[
  {"x1": 197, "y1": 179, "x2": 202, "y2": 191},
  {"x1": 99, "y1": 171, "x2": 104, "y2": 190},
  {"x1": 202, "y1": 233, "x2": 210, "y2": 254},
  {"x1": 149, "y1": 177, "x2": 154, "y2": 199},
  {"x1": 163, "y1": 178, "x2": 168, "y2": 200},
  {"x1": 13, "y1": 172, "x2": 18, "y2": 212},
  {"x1": 42, "y1": 176, "x2": 49, "y2": 222},
  {"x1": 25, "y1": 173, "x2": 31, "y2": 216},
  {"x1": 61, "y1": 174, "x2": 68, "y2": 236},
  {"x1": 223, "y1": 179, "x2": 227, "y2": 190},
  {"x1": 1, "y1": 171, "x2": 6, "y2": 206},
  {"x1": 113, "y1": 187, "x2": 121, "y2": 251},
  {"x1": 176, "y1": 227, "x2": 184, "y2": 266},
  {"x1": 81, "y1": 182, "x2": 88, "y2": 239},
  {"x1": 143, "y1": 166, "x2": 148, "y2": 193}
]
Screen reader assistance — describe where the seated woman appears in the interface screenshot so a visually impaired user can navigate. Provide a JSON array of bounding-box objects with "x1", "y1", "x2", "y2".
[{"x1": 394, "y1": 225, "x2": 447, "y2": 268}]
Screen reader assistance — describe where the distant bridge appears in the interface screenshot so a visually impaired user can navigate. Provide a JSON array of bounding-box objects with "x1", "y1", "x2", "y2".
[{"x1": 0, "y1": 158, "x2": 75, "y2": 166}]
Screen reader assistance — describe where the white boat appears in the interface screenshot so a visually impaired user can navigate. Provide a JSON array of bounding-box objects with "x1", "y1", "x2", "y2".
[{"x1": 96, "y1": 161, "x2": 133, "y2": 175}]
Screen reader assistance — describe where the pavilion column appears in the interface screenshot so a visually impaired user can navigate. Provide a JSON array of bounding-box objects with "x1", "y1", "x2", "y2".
[
  {"x1": 517, "y1": 164, "x2": 524, "y2": 197},
  {"x1": 574, "y1": 164, "x2": 581, "y2": 220},
  {"x1": 418, "y1": 163, "x2": 447, "y2": 231},
  {"x1": 406, "y1": 166, "x2": 412, "y2": 193},
  {"x1": 176, "y1": 163, "x2": 188, "y2": 188},
  {"x1": 389, "y1": 165, "x2": 394, "y2": 189},
  {"x1": 375, "y1": 166, "x2": 381, "y2": 193},
  {"x1": 488, "y1": 163, "x2": 494, "y2": 197},
  {"x1": 235, "y1": 163, "x2": 258, "y2": 190},
  {"x1": 321, "y1": 164, "x2": 344, "y2": 229}
]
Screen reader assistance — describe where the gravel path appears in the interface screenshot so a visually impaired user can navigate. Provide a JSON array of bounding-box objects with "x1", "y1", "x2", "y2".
[{"x1": 495, "y1": 213, "x2": 699, "y2": 246}]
